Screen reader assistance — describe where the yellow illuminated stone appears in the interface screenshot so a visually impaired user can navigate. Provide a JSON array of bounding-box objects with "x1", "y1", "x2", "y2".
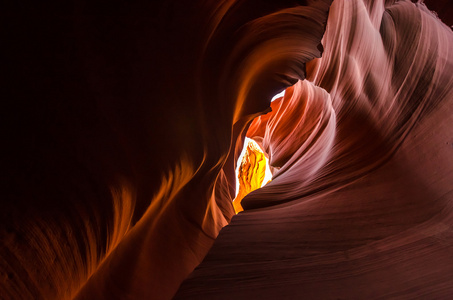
[{"x1": 233, "y1": 140, "x2": 270, "y2": 213}]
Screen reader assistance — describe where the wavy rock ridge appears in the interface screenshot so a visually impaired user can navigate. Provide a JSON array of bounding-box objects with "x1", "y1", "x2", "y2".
[
  {"x1": 176, "y1": 0, "x2": 453, "y2": 299},
  {"x1": 2, "y1": 0, "x2": 452, "y2": 299}
]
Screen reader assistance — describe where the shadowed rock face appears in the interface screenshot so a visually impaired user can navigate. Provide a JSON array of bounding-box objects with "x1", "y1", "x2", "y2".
[
  {"x1": 1, "y1": 0, "x2": 452, "y2": 299},
  {"x1": 2, "y1": 1, "x2": 330, "y2": 299}
]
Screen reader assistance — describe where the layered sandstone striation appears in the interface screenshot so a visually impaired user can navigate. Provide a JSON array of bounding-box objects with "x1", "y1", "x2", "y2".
[
  {"x1": 2, "y1": 0, "x2": 452, "y2": 299},
  {"x1": 175, "y1": 0, "x2": 453, "y2": 299},
  {"x1": 2, "y1": 0, "x2": 331, "y2": 299}
]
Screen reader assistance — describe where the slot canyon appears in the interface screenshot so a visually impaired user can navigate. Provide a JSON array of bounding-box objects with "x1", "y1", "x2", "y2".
[{"x1": 2, "y1": 0, "x2": 453, "y2": 299}]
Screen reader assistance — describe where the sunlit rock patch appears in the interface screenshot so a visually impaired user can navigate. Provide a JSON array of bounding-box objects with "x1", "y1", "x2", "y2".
[{"x1": 233, "y1": 138, "x2": 272, "y2": 213}]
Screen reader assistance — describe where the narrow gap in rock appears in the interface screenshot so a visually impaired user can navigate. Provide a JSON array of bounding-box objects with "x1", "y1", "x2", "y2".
[{"x1": 233, "y1": 89, "x2": 285, "y2": 213}]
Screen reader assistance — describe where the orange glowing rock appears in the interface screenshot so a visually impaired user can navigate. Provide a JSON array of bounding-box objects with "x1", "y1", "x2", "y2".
[{"x1": 233, "y1": 141, "x2": 268, "y2": 213}]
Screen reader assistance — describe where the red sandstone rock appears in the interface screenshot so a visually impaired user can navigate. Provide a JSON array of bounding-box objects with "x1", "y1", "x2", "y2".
[
  {"x1": 2, "y1": 0, "x2": 452, "y2": 299},
  {"x1": 175, "y1": 1, "x2": 453, "y2": 299}
]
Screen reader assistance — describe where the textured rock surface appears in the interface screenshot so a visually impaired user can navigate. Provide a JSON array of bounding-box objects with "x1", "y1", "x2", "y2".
[
  {"x1": 176, "y1": 0, "x2": 453, "y2": 299},
  {"x1": 2, "y1": 0, "x2": 452, "y2": 299},
  {"x1": 2, "y1": 1, "x2": 330, "y2": 299}
]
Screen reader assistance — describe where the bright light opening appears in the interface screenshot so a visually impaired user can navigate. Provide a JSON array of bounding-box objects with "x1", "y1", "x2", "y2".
[
  {"x1": 233, "y1": 89, "x2": 284, "y2": 213},
  {"x1": 271, "y1": 90, "x2": 285, "y2": 102},
  {"x1": 235, "y1": 137, "x2": 273, "y2": 198}
]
